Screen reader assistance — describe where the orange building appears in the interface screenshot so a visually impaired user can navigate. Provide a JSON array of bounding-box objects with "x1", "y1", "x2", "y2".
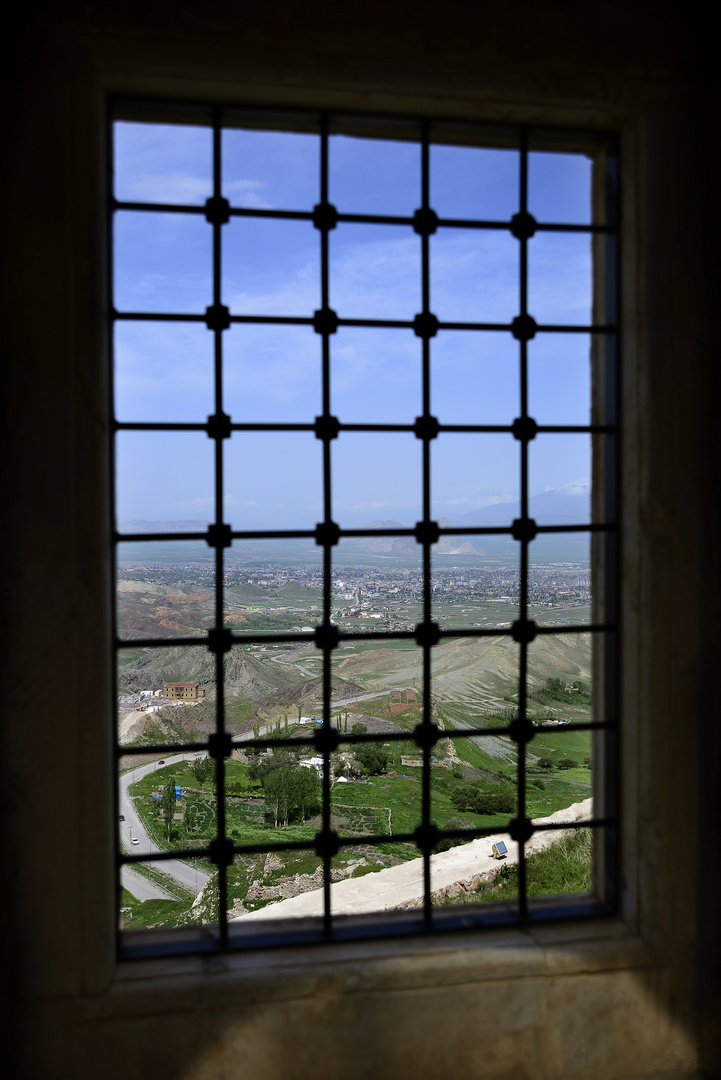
[{"x1": 162, "y1": 682, "x2": 205, "y2": 701}]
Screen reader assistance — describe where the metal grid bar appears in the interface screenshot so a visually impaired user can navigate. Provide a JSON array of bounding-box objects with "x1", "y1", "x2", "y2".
[
  {"x1": 113, "y1": 309, "x2": 614, "y2": 335},
  {"x1": 113, "y1": 201, "x2": 612, "y2": 236},
  {"x1": 111, "y1": 100, "x2": 619, "y2": 958}
]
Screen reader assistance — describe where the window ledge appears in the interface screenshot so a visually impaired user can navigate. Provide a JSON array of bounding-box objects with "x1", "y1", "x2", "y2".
[{"x1": 104, "y1": 917, "x2": 657, "y2": 1013}]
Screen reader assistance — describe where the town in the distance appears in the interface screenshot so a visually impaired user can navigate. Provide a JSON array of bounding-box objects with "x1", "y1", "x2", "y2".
[{"x1": 118, "y1": 535, "x2": 595, "y2": 932}]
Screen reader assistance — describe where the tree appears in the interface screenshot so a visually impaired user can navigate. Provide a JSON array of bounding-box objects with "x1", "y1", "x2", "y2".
[
  {"x1": 159, "y1": 779, "x2": 177, "y2": 841},
  {"x1": 351, "y1": 722, "x2": 367, "y2": 735},
  {"x1": 450, "y1": 784, "x2": 477, "y2": 812},
  {"x1": 191, "y1": 757, "x2": 213, "y2": 791},
  {"x1": 261, "y1": 765, "x2": 319, "y2": 826},
  {"x1": 557, "y1": 758, "x2": 579, "y2": 770},
  {"x1": 354, "y1": 744, "x2": 388, "y2": 776},
  {"x1": 537, "y1": 758, "x2": 554, "y2": 770},
  {"x1": 295, "y1": 767, "x2": 321, "y2": 820},
  {"x1": 263, "y1": 769, "x2": 294, "y2": 827}
]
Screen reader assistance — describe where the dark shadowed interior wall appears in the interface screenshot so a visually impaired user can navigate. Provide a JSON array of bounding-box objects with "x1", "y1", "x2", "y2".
[{"x1": 1, "y1": 3, "x2": 718, "y2": 1078}]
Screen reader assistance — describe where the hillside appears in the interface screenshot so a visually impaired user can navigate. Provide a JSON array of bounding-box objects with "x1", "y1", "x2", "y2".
[
  {"x1": 280, "y1": 674, "x2": 367, "y2": 706},
  {"x1": 333, "y1": 633, "x2": 591, "y2": 711},
  {"x1": 117, "y1": 580, "x2": 215, "y2": 638},
  {"x1": 118, "y1": 645, "x2": 306, "y2": 699}
]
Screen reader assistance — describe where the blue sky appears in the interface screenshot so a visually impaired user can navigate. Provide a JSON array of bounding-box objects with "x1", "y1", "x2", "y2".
[{"x1": 114, "y1": 122, "x2": 593, "y2": 529}]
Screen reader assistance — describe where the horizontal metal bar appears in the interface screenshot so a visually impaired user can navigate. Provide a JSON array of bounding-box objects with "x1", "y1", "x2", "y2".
[
  {"x1": 113, "y1": 200, "x2": 612, "y2": 237},
  {"x1": 115, "y1": 421, "x2": 208, "y2": 432},
  {"x1": 114, "y1": 200, "x2": 207, "y2": 214},
  {"x1": 337, "y1": 317, "x2": 415, "y2": 330},
  {"x1": 113, "y1": 310, "x2": 206, "y2": 323},
  {"x1": 433, "y1": 525, "x2": 512, "y2": 536},
  {"x1": 113, "y1": 419, "x2": 617, "y2": 437},
  {"x1": 536, "y1": 323, "x2": 616, "y2": 334},
  {"x1": 534, "y1": 221, "x2": 611, "y2": 234},
  {"x1": 228, "y1": 529, "x2": 316, "y2": 540},
  {"x1": 228, "y1": 314, "x2": 314, "y2": 326},
  {"x1": 112, "y1": 309, "x2": 617, "y2": 336},
  {"x1": 228, "y1": 207, "x2": 313, "y2": 222},
  {"x1": 340, "y1": 527, "x2": 415, "y2": 538},
  {"x1": 115, "y1": 719, "x2": 616, "y2": 760},
  {"x1": 116, "y1": 532, "x2": 208, "y2": 543},
  {"x1": 229, "y1": 423, "x2": 315, "y2": 432},
  {"x1": 439, "y1": 623, "x2": 611, "y2": 639},
  {"x1": 434, "y1": 722, "x2": 614, "y2": 739},
  {"x1": 536, "y1": 424, "x2": 616, "y2": 434},
  {"x1": 535, "y1": 523, "x2": 615, "y2": 533},
  {"x1": 339, "y1": 423, "x2": 415, "y2": 433},
  {"x1": 114, "y1": 521, "x2": 615, "y2": 546},
  {"x1": 117, "y1": 636, "x2": 212, "y2": 649},
  {"x1": 121, "y1": 848, "x2": 208, "y2": 865},
  {"x1": 117, "y1": 741, "x2": 211, "y2": 756},
  {"x1": 228, "y1": 632, "x2": 317, "y2": 644},
  {"x1": 529, "y1": 721, "x2": 616, "y2": 735},
  {"x1": 439, "y1": 424, "x2": 512, "y2": 434}
]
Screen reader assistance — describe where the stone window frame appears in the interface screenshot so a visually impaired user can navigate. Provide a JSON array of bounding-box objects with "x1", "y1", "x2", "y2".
[{"x1": 109, "y1": 96, "x2": 620, "y2": 961}]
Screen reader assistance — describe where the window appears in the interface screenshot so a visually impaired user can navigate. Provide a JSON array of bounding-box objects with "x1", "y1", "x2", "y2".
[{"x1": 111, "y1": 100, "x2": 619, "y2": 959}]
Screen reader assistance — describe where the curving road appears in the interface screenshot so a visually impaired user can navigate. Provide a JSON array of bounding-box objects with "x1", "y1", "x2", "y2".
[
  {"x1": 120, "y1": 751, "x2": 211, "y2": 897},
  {"x1": 121, "y1": 866, "x2": 173, "y2": 901},
  {"x1": 120, "y1": 691, "x2": 390, "y2": 900}
]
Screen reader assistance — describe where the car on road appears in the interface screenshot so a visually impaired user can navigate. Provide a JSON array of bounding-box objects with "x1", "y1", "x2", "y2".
[
  {"x1": 157, "y1": 759, "x2": 165, "y2": 765},
  {"x1": 131, "y1": 837, "x2": 140, "y2": 845},
  {"x1": 119, "y1": 814, "x2": 125, "y2": 821}
]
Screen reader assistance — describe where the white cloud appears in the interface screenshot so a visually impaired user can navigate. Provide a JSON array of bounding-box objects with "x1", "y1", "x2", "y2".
[{"x1": 123, "y1": 173, "x2": 273, "y2": 209}]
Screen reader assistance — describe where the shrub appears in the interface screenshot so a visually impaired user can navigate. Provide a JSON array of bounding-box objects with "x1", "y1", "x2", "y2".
[
  {"x1": 434, "y1": 817, "x2": 472, "y2": 852},
  {"x1": 450, "y1": 783, "x2": 477, "y2": 812},
  {"x1": 351, "y1": 722, "x2": 368, "y2": 735},
  {"x1": 537, "y1": 758, "x2": 554, "y2": 769},
  {"x1": 354, "y1": 743, "x2": 388, "y2": 776},
  {"x1": 557, "y1": 758, "x2": 579, "y2": 770},
  {"x1": 532, "y1": 778, "x2": 545, "y2": 790},
  {"x1": 475, "y1": 792, "x2": 515, "y2": 815}
]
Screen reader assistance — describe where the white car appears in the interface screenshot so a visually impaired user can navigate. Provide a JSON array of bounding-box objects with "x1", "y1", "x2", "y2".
[{"x1": 130, "y1": 837, "x2": 140, "y2": 845}]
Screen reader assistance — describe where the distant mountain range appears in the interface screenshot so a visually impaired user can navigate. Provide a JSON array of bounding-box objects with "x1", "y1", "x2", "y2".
[
  {"x1": 119, "y1": 482, "x2": 592, "y2": 565},
  {"x1": 457, "y1": 480, "x2": 591, "y2": 528},
  {"x1": 349, "y1": 518, "x2": 478, "y2": 555}
]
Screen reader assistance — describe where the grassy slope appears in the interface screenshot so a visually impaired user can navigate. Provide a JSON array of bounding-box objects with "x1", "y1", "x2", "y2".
[{"x1": 440, "y1": 828, "x2": 592, "y2": 904}]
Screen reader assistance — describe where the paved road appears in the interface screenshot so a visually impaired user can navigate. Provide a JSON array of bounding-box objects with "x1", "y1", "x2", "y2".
[
  {"x1": 120, "y1": 751, "x2": 211, "y2": 897},
  {"x1": 121, "y1": 866, "x2": 174, "y2": 901},
  {"x1": 269, "y1": 654, "x2": 319, "y2": 679}
]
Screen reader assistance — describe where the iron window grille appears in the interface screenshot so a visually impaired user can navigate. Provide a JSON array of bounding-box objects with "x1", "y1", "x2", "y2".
[{"x1": 110, "y1": 99, "x2": 619, "y2": 960}]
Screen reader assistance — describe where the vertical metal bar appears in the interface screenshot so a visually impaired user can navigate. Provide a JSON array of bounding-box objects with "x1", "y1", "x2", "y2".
[
  {"x1": 602, "y1": 136, "x2": 621, "y2": 911},
  {"x1": 212, "y1": 107, "x2": 228, "y2": 950},
  {"x1": 420, "y1": 119, "x2": 433, "y2": 927},
  {"x1": 108, "y1": 103, "x2": 122, "y2": 956},
  {"x1": 517, "y1": 128, "x2": 529, "y2": 923},
  {"x1": 319, "y1": 112, "x2": 333, "y2": 937}
]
